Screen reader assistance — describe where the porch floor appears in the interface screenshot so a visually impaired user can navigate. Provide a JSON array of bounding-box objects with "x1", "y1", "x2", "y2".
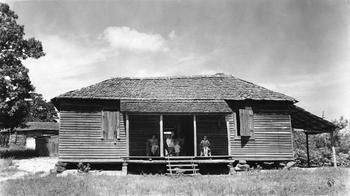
[{"x1": 59, "y1": 156, "x2": 236, "y2": 164}]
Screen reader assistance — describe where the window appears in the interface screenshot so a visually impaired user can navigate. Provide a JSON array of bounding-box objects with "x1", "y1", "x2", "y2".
[{"x1": 102, "y1": 111, "x2": 120, "y2": 140}]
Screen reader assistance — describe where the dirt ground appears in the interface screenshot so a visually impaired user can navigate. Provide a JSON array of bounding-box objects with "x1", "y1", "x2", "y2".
[
  {"x1": 0, "y1": 157, "x2": 58, "y2": 182},
  {"x1": 346, "y1": 169, "x2": 350, "y2": 194}
]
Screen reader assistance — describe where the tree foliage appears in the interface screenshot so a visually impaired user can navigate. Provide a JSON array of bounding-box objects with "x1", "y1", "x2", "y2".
[
  {"x1": 293, "y1": 116, "x2": 350, "y2": 167},
  {"x1": 0, "y1": 3, "x2": 45, "y2": 129},
  {"x1": 26, "y1": 93, "x2": 57, "y2": 122}
]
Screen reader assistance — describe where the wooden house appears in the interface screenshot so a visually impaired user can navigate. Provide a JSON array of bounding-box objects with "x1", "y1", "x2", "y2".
[
  {"x1": 52, "y1": 74, "x2": 337, "y2": 172},
  {"x1": 1, "y1": 122, "x2": 59, "y2": 156}
]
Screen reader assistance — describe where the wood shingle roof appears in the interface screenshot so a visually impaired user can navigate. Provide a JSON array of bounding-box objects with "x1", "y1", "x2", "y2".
[{"x1": 53, "y1": 74, "x2": 296, "y2": 102}]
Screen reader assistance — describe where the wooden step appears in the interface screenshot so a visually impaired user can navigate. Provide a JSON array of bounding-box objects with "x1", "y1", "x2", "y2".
[
  {"x1": 167, "y1": 168, "x2": 199, "y2": 172},
  {"x1": 167, "y1": 164, "x2": 198, "y2": 167},
  {"x1": 166, "y1": 173, "x2": 199, "y2": 176}
]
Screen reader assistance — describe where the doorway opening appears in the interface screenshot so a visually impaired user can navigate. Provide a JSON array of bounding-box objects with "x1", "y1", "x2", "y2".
[{"x1": 163, "y1": 115, "x2": 194, "y2": 156}]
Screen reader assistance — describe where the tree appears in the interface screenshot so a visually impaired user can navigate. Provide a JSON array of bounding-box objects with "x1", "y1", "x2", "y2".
[
  {"x1": 0, "y1": 3, "x2": 45, "y2": 130},
  {"x1": 26, "y1": 93, "x2": 57, "y2": 122}
]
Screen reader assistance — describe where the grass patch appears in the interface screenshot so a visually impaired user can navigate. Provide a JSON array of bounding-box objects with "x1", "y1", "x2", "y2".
[
  {"x1": 0, "y1": 148, "x2": 38, "y2": 159},
  {"x1": 0, "y1": 168, "x2": 348, "y2": 196}
]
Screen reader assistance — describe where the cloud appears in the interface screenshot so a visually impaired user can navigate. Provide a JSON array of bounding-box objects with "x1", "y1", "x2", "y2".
[
  {"x1": 168, "y1": 30, "x2": 176, "y2": 40},
  {"x1": 24, "y1": 35, "x2": 108, "y2": 99},
  {"x1": 103, "y1": 26, "x2": 169, "y2": 52},
  {"x1": 23, "y1": 29, "x2": 208, "y2": 100}
]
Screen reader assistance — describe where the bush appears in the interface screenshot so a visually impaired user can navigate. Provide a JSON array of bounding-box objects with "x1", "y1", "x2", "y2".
[
  {"x1": 0, "y1": 148, "x2": 38, "y2": 159},
  {"x1": 293, "y1": 130, "x2": 350, "y2": 167}
]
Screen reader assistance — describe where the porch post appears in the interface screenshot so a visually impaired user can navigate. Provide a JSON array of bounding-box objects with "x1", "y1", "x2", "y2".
[
  {"x1": 160, "y1": 114, "x2": 164, "y2": 157},
  {"x1": 193, "y1": 115, "x2": 197, "y2": 156},
  {"x1": 330, "y1": 131, "x2": 337, "y2": 168},
  {"x1": 226, "y1": 116, "x2": 231, "y2": 156},
  {"x1": 126, "y1": 114, "x2": 129, "y2": 156},
  {"x1": 305, "y1": 132, "x2": 310, "y2": 167}
]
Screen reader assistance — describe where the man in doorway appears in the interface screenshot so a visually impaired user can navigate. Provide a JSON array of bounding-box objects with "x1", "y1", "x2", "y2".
[{"x1": 200, "y1": 136, "x2": 211, "y2": 156}]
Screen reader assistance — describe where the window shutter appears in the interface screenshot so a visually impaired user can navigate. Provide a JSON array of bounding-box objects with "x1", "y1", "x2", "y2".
[
  {"x1": 102, "y1": 111, "x2": 119, "y2": 140},
  {"x1": 239, "y1": 108, "x2": 254, "y2": 137}
]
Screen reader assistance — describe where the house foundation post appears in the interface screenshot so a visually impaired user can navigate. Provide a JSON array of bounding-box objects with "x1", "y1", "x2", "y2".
[{"x1": 122, "y1": 162, "x2": 128, "y2": 175}]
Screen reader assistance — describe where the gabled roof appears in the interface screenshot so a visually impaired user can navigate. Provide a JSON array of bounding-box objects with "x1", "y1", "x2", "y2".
[{"x1": 53, "y1": 74, "x2": 296, "y2": 102}]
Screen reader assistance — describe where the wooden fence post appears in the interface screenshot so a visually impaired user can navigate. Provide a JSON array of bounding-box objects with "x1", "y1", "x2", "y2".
[
  {"x1": 305, "y1": 132, "x2": 310, "y2": 167},
  {"x1": 330, "y1": 131, "x2": 337, "y2": 168}
]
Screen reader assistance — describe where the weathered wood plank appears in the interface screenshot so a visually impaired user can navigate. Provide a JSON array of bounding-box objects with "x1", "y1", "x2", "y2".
[
  {"x1": 58, "y1": 110, "x2": 127, "y2": 160},
  {"x1": 230, "y1": 113, "x2": 293, "y2": 160}
]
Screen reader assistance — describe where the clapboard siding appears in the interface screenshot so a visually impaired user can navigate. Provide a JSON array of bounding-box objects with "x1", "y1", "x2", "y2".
[
  {"x1": 129, "y1": 115, "x2": 160, "y2": 156},
  {"x1": 196, "y1": 115, "x2": 228, "y2": 156},
  {"x1": 59, "y1": 111, "x2": 127, "y2": 161},
  {"x1": 230, "y1": 112, "x2": 294, "y2": 160}
]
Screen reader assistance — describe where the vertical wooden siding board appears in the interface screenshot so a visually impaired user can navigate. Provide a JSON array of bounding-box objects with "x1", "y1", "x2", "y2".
[
  {"x1": 125, "y1": 113, "x2": 129, "y2": 156},
  {"x1": 116, "y1": 111, "x2": 120, "y2": 139}
]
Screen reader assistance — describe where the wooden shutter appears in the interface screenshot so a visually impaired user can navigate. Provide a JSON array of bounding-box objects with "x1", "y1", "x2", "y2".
[
  {"x1": 239, "y1": 108, "x2": 254, "y2": 137},
  {"x1": 102, "y1": 111, "x2": 120, "y2": 140}
]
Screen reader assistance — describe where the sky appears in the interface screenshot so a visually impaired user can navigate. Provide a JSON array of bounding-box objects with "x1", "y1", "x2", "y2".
[{"x1": 2, "y1": 0, "x2": 349, "y2": 121}]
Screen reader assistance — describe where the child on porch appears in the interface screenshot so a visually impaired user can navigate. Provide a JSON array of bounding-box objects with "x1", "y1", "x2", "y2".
[
  {"x1": 200, "y1": 136, "x2": 211, "y2": 156},
  {"x1": 174, "y1": 140, "x2": 181, "y2": 156},
  {"x1": 146, "y1": 135, "x2": 159, "y2": 156}
]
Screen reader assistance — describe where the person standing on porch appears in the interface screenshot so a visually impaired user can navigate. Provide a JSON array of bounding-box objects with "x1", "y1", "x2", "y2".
[
  {"x1": 200, "y1": 136, "x2": 211, "y2": 156},
  {"x1": 174, "y1": 140, "x2": 181, "y2": 156},
  {"x1": 165, "y1": 132, "x2": 175, "y2": 156},
  {"x1": 146, "y1": 135, "x2": 159, "y2": 156}
]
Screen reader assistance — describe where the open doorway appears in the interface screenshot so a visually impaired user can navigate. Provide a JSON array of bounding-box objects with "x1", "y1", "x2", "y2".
[{"x1": 163, "y1": 115, "x2": 194, "y2": 156}]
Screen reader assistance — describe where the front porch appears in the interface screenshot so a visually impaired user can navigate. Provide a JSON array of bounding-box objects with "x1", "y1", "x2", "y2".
[{"x1": 127, "y1": 113, "x2": 230, "y2": 158}]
